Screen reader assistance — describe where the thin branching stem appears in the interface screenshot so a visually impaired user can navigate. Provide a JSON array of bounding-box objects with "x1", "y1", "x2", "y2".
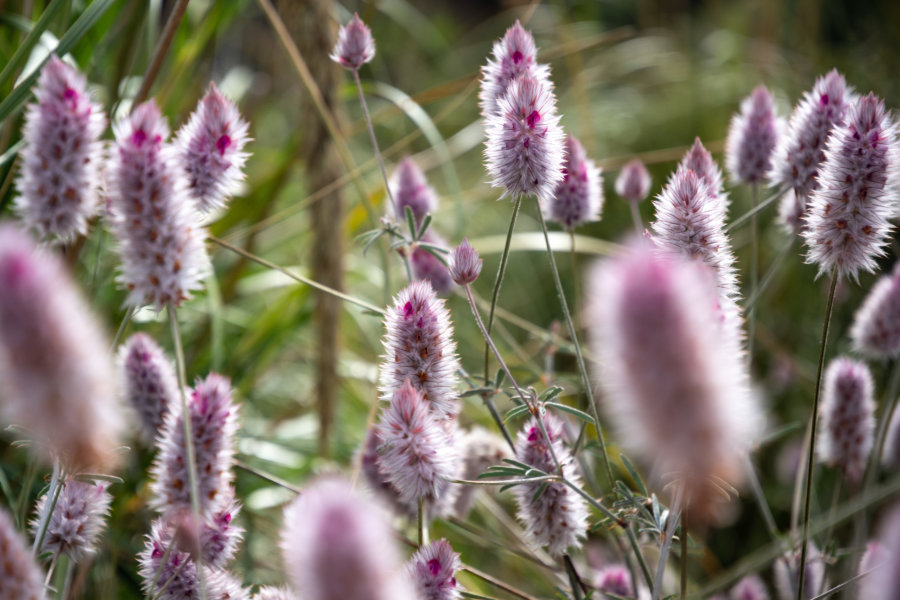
[
  {"x1": 652, "y1": 492, "x2": 681, "y2": 600},
  {"x1": 797, "y1": 271, "x2": 838, "y2": 600},
  {"x1": 352, "y1": 68, "x2": 395, "y2": 208},
  {"x1": 625, "y1": 522, "x2": 654, "y2": 591},
  {"x1": 484, "y1": 195, "x2": 522, "y2": 380},
  {"x1": 725, "y1": 186, "x2": 784, "y2": 232},
  {"x1": 535, "y1": 201, "x2": 614, "y2": 489},
  {"x1": 32, "y1": 460, "x2": 61, "y2": 556},
  {"x1": 417, "y1": 496, "x2": 424, "y2": 547}
]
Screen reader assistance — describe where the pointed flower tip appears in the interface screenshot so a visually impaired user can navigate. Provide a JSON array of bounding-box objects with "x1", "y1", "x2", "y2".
[
  {"x1": 726, "y1": 84, "x2": 781, "y2": 185},
  {"x1": 615, "y1": 158, "x2": 652, "y2": 203},
  {"x1": 331, "y1": 13, "x2": 375, "y2": 70},
  {"x1": 546, "y1": 135, "x2": 604, "y2": 229},
  {"x1": 478, "y1": 20, "x2": 547, "y2": 118},
  {"x1": 391, "y1": 157, "x2": 438, "y2": 225},
  {"x1": 817, "y1": 357, "x2": 875, "y2": 484},
  {"x1": 450, "y1": 238, "x2": 482, "y2": 285},
  {"x1": 120, "y1": 332, "x2": 178, "y2": 443},
  {"x1": 405, "y1": 539, "x2": 462, "y2": 600}
]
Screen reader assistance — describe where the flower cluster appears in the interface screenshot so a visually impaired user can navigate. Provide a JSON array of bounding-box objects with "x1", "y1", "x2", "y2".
[
  {"x1": 545, "y1": 134, "x2": 604, "y2": 230},
  {"x1": 32, "y1": 480, "x2": 112, "y2": 561},
  {"x1": 726, "y1": 85, "x2": 782, "y2": 185},
  {"x1": 120, "y1": 332, "x2": 179, "y2": 443}
]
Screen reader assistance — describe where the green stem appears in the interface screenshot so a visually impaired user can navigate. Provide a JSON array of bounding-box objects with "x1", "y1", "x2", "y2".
[
  {"x1": 747, "y1": 183, "x2": 758, "y2": 368},
  {"x1": 797, "y1": 272, "x2": 838, "y2": 600},
  {"x1": 744, "y1": 455, "x2": 780, "y2": 541},
  {"x1": 417, "y1": 497, "x2": 424, "y2": 547},
  {"x1": 32, "y1": 461, "x2": 61, "y2": 556},
  {"x1": 535, "y1": 201, "x2": 614, "y2": 489},
  {"x1": 652, "y1": 493, "x2": 681, "y2": 600},
  {"x1": 484, "y1": 195, "x2": 522, "y2": 382},
  {"x1": 625, "y1": 522, "x2": 654, "y2": 592},
  {"x1": 352, "y1": 69, "x2": 395, "y2": 209},
  {"x1": 629, "y1": 201, "x2": 643, "y2": 232}
]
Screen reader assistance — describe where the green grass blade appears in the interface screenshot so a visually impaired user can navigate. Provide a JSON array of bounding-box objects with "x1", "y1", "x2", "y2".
[{"x1": 0, "y1": 0, "x2": 67, "y2": 91}]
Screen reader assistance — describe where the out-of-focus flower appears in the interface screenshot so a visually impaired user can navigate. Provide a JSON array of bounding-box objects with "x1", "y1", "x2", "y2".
[
  {"x1": 404, "y1": 539, "x2": 462, "y2": 600},
  {"x1": 331, "y1": 13, "x2": 375, "y2": 70},
  {"x1": 851, "y1": 264, "x2": 900, "y2": 359},
  {"x1": 449, "y1": 239, "x2": 482, "y2": 286},
  {"x1": 390, "y1": 157, "x2": 438, "y2": 227},
  {"x1": 32, "y1": 479, "x2": 112, "y2": 561},
  {"x1": 0, "y1": 507, "x2": 45, "y2": 600},
  {"x1": 726, "y1": 85, "x2": 782, "y2": 185},
  {"x1": 615, "y1": 159, "x2": 652, "y2": 203},
  {"x1": 545, "y1": 135, "x2": 603, "y2": 230},
  {"x1": 773, "y1": 542, "x2": 826, "y2": 600},
  {"x1": 120, "y1": 332, "x2": 178, "y2": 443},
  {"x1": 411, "y1": 232, "x2": 454, "y2": 295}
]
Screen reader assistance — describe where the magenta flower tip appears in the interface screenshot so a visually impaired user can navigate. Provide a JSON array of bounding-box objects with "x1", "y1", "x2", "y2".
[
  {"x1": 595, "y1": 564, "x2": 634, "y2": 597},
  {"x1": 479, "y1": 20, "x2": 550, "y2": 118},
  {"x1": 615, "y1": 159, "x2": 652, "y2": 203},
  {"x1": 331, "y1": 13, "x2": 375, "y2": 70},
  {"x1": 450, "y1": 238, "x2": 482, "y2": 285},
  {"x1": 405, "y1": 539, "x2": 462, "y2": 600},
  {"x1": 679, "y1": 137, "x2": 728, "y2": 210}
]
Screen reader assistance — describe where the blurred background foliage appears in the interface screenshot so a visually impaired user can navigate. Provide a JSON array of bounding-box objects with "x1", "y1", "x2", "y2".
[{"x1": 2, "y1": 0, "x2": 900, "y2": 597}]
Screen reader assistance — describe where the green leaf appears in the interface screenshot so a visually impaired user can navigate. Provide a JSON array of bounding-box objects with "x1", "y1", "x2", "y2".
[
  {"x1": 0, "y1": 0, "x2": 67, "y2": 92},
  {"x1": 405, "y1": 205, "x2": 416, "y2": 240},
  {"x1": 503, "y1": 403, "x2": 531, "y2": 423},
  {"x1": 545, "y1": 401, "x2": 594, "y2": 423},
  {"x1": 620, "y1": 453, "x2": 648, "y2": 497},
  {"x1": 416, "y1": 213, "x2": 432, "y2": 241}
]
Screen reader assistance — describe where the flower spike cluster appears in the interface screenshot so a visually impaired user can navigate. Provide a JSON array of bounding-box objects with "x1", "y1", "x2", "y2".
[
  {"x1": 331, "y1": 13, "x2": 375, "y2": 70},
  {"x1": 404, "y1": 539, "x2": 462, "y2": 600},
  {"x1": 802, "y1": 93, "x2": 899, "y2": 281},
  {"x1": 175, "y1": 82, "x2": 250, "y2": 213},
  {"x1": 850, "y1": 262, "x2": 900, "y2": 359},
  {"x1": 0, "y1": 224, "x2": 124, "y2": 472},
  {"x1": 120, "y1": 332, "x2": 179, "y2": 443},
  {"x1": 32, "y1": 480, "x2": 112, "y2": 562},
  {"x1": 109, "y1": 100, "x2": 209, "y2": 309},
  {"x1": 545, "y1": 135, "x2": 604, "y2": 230},
  {"x1": 679, "y1": 137, "x2": 728, "y2": 210},
  {"x1": 14, "y1": 55, "x2": 106, "y2": 241},
  {"x1": 816, "y1": 357, "x2": 875, "y2": 484},
  {"x1": 726, "y1": 85, "x2": 782, "y2": 185},
  {"x1": 0, "y1": 507, "x2": 44, "y2": 600},
  {"x1": 513, "y1": 414, "x2": 589, "y2": 556},
  {"x1": 586, "y1": 241, "x2": 760, "y2": 524},
  {"x1": 615, "y1": 159, "x2": 652, "y2": 203},
  {"x1": 479, "y1": 20, "x2": 551, "y2": 118}
]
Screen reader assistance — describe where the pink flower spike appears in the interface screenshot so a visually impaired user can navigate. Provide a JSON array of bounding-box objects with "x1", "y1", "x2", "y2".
[
  {"x1": 280, "y1": 476, "x2": 415, "y2": 600},
  {"x1": 390, "y1": 157, "x2": 438, "y2": 226},
  {"x1": 726, "y1": 85, "x2": 782, "y2": 185},
  {"x1": 376, "y1": 381, "x2": 459, "y2": 508},
  {"x1": 595, "y1": 564, "x2": 634, "y2": 597},
  {"x1": 14, "y1": 55, "x2": 106, "y2": 241},
  {"x1": 175, "y1": 82, "x2": 250, "y2": 213},
  {"x1": 0, "y1": 507, "x2": 44, "y2": 600},
  {"x1": 449, "y1": 238, "x2": 482, "y2": 285},
  {"x1": 109, "y1": 100, "x2": 210, "y2": 309},
  {"x1": 412, "y1": 232, "x2": 454, "y2": 295},
  {"x1": 484, "y1": 76, "x2": 565, "y2": 204},
  {"x1": 479, "y1": 20, "x2": 551, "y2": 118},
  {"x1": 679, "y1": 137, "x2": 728, "y2": 210},
  {"x1": 730, "y1": 574, "x2": 770, "y2": 600},
  {"x1": 331, "y1": 13, "x2": 375, "y2": 70},
  {"x1": 379, "y1": 281, "x2": 460, "y2": 419},
  {"x1": 802, "y1": 93, "x2": 899, "y2": 281},
  {"x1": 850, "y1": 263, "x2": 900, "y2": 359},
  {"x1": 32, "y1": 480, "x2": 112, "y2": 562},
  {"x1": 0, "y1": 224, "x2": 124, "y2": 472},
  {"x1": 405, "y1": 539, "x2": 462, "y2": 600},
  {"x1": 545, "y1": 135, "x2": 604, "y2": 230},
  {"x1": 120, "y1": 332, "x2": 179, "y2": 444},
  {"x1": 615, "y1": 159, "x2": 652, "y2": 203}
]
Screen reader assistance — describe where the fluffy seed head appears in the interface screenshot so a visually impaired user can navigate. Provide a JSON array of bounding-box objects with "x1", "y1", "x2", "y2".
[
  {"x1": 851, "y1": 264, "x2": 900, "y2": 359},
  {"x1": 454, "y1": 426, "x2": 511, "y2": 518},
  {"x1": 802, "y1": 93, "x2": 899, "y2": 281},
  {"x1": 331, "y1": 13, "x2": 375, "y2": 70},
  {"x1": 484, "y1": 76, "x2": 565, "y2": 204},
  {"x1": 412, "y1": 232, "x2": 454, "y2": 295},
  {"x1": 280, "y1": 476, "x2": 415, "y2": 600},
  {"x1": 479, "y1": 20, "x2": 551, "y2": 118},
  {"x1": 545, "y1": 135, "x2": 604, "y2": 229},
  {"x1": 773, "y1": 543, "x2": 826, "y2": 600},
  {"x1": 816, "y1": 357, "x2": 875, "y2": 484},
  {"x1": 404, "y1": 539, "x2": 462, "y2": 600},
  {"x1": 615, "y1": 159, "x2": 652, "y2": 203},
  {"x1": 595, "y1": 564, "x2": 634, "y2": 597},
  {"x1": 679, "y1": 138, "x2": 728, "y2": 210},
  {"x1": 150, "y1": 373, "x2": 239, "y2": 516},
  {"x1": 32, "y1": 479, "x2": 112, "y2": 562},
  {"x1": 175, "y1": 82, "x2": 250, "y2": 213},
  {"x1": 770, "y1": 70, "x2": 853, "y2": 200},
  {"x1": 726, "y1": 85, "x2": 782, "y2": 185},
  {"x1": 391, "y1": 157, "x2": 438, "y2": 226},
  {"x1": 109, "y1": 100, "x2": 210, "y2": 309},
  {"x1": 0, "y1": 225, "x2": 124, "y2": 472},
  {"x1": 449, "y1": 239, "x2": 482, "y2": 286},
  {"x1": 513, "y1": 414, "x2": 589, "y2": 556},
  {"x1": 14, "y1": 56, "x2": 105, "y2": 241},
  {"x1": 377, "y1": 381, "x2": 459, "y2": 507},
  {"x1": 0, "y1": 507, "x2": 45, "y2": 600},
  {"x1": 586, "y1": 241, "x2": 761, "y2": 524},
  {"x1": 379, "y1": 281, "x2": 460, "y2": 419},
  {"x1": 252, "y1": 587, "x2": 294, "y2": 600},
  {"x1": 730, "y1": 574, "x2": 770, "y2": 600},
  {"x1": 651, "y1": 167, "x2": 740, "y2": 300},
  {"x1": 120, "y1": 332, "x2": 178, "y2": 443}
]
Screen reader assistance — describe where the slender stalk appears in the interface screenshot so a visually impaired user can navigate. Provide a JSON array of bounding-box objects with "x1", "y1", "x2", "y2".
[
  {"x1": 745, "y1": 235, "x2": 793, "y2": 312},
  {"x1": 32, "y1": 460, "x2": 61, "y2": 555},
  {"x1": 747, "y1": 183, "x2": 758, "y2": 368},
  {"x1": 725, "y1": 186, "x2": 784, "y2": 232},
  {"x1": 561, "y1": 479, "x2": 621, "y2": 524},
  {"x1": 680, "y1": 515, "x2": 688, "y2": 599},
  {"x1": 484, "y1": 195, "x2": 522, "y2": 381},
  {"x1": 744, "y1": 455, "x2": 780, "y2": 541},
  {"x1": 568, "y1": 230, "x2": 580, "y2": 332},
  {"x1": 352, "y1": 69, "x2": 395, "y2": 208},
  {"x1": 797, "y1": 272, "x2": 839, "y2": 600},
  {"x1": 417, "y1": 497, "x2": 424, "y2": 547},
  {"x1": 60, "y1": 556, "x2": 75, "y2": 600},
  {"x1": 563, "y1": 554, "x2": 586, "y2": 600},
  {"x1": 43, "y1": 552, "x2": 58, "y2": 586},
  {"x1": 110, "y1": 306, "x2": 135, "y2": 351},
  {"x1": 133, "y1": 0, "x2": 189, "y2": 106},
  {"x1": 629, "y1": 201, "x2": 643, "y2": 232},
  {"x1": 535, "y1": 201, "x2": 614, "y2": 488},
  {"x1": 167, "y1": 303, "x2": 207, "y2": 599},
  {"x1": 652, "y1": 494, "x2": 681, "y2": 600},
  {"x1": 625, "y1": 522, "x2": 654, "y2": 591}
]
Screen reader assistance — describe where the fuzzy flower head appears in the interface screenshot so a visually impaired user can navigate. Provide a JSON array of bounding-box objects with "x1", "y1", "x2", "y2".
[
  {"x1": 586, "y1": 241, "x2": 761, "y2": 524},
  {"x1": 858, "y1": 540, "x2": 890, "y2": 600},
  {"x1": 405, "y1": 539, "x2": 462, "y2": 600},
  {"x1": 595, "y1": 564, "x2": 634, "y2": 598},
  {"x1": 803, "y1": 93, "x2": 899, "y2": 281},
  {"x1": 280, "y1": 477, "x2": 415, "y2": 600},
  {"x1": 359, "y1": 426, "x2": 410, "y2": 516},
  {"x1": 513, "y1": 414, "x2": 589, "y2": 556},
  {"x1": 390, "y1": 157, "x2": 438, "y2": 226},
  {"x1": 730, "y1": 574, "x2": 770, "y2": 600},
  {"x1": 449, "y1": 239, "x2": 482, "y2": 286},
  {"x1": 110, "y1": 100, "x2": 209, "y2": 309},
  {"x1": 883, "y1": 405, "x2": 900, "y2": 468},
  {"x1": 726, "y1": 85, "x2": 782, "y2": 185},
  {"x1": 377, "y1": 381, "x2": 459, "y2": 508},
  {"x1": 412, "y1": 232, "x2": 454, "y2": 295},
  {"x1": 150, "y1": 373, "x2": 239, "y2": 516},
  {"x1": 454, "y1": 426, "x2": 511, "y2": 518},
  {"x1": 175, "y1": 82, "x2": 250, "y2": 213},
  {"x1": 816, "y1": 357, "x2": 876, "y2": 484},
  {"x1": 14, "y1": 56, "x2": 105, "y2": 241},
  {"x1": 252, "y1": 587, "x2": 295, "y2": 600},
  {"x1": 199, "y1": 493, "x2": 244, "y2": 567},
  {"x1": 615, "y1": 159, "x2": 652, "y2": 203},
  {"x1": 773, "y1": 543, "x2": 825, "y2": 600},
  {"x1": 851, "y1": 263, "x2": 900, "y2": 359},
  {"x1": 32, "y1": 480, "x2": 112, "y2": 562},
  {"x1": 863, "y1": 508, "x2": 900, "y2": 600},
  {"x1": 770, "y1": 70, "x2": 853, "y2": 200},
  {"x1": 0, "y1": 507, "x2": 45, "y2": 600},
  {"x1": 119, "y1": 332, "x2": 178, "y2": 443},
  {"x1": 679, "y1": 138, "x2": 727, "y2": 210},
  {"x1": 484, "y1": 76, "x2": 565, "y2": 204},
  {"x1": 479, "y1": 20, "x2": 551, "y2": 118},
  {"x1": 545, "y1": 135, "x2": 604, "y2": 229},
  {"x1": 379, "y1": 281, "x2": 460, "y2": 419},
  {"x1": 331, "y1": 13, "x2": 375, "y2": 70},
  {"x1": 651, "y1": 167, "x2": 739, "y2": 300},
  {"x1": 0, "y1": 225, "x2": 124, "y2": 472}
]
